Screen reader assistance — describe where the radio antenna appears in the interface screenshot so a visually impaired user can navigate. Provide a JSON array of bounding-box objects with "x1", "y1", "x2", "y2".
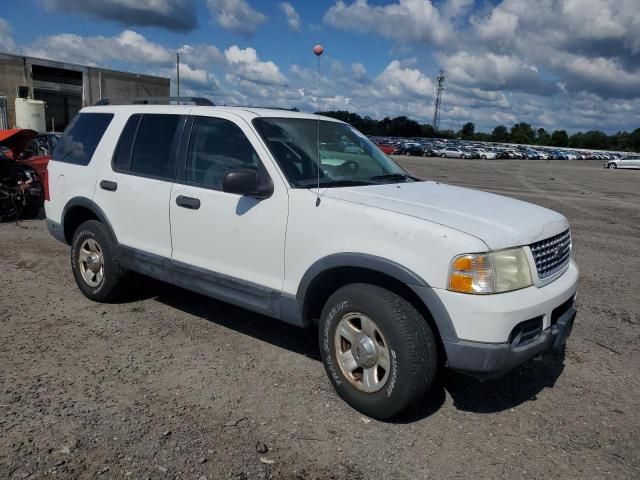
[{"x1": 313, "y1": 44, "x2": 324, "y2": 207}]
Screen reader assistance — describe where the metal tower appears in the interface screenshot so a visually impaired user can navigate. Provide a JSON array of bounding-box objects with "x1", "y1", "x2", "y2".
[{"x1": 433, "y1": 69, "x2": 445, "y2": 133}]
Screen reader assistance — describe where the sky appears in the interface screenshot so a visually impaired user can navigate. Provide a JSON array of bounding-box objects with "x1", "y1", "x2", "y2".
[{"x1": 1, "y1": 0, "x2": 639, "y2": 133}]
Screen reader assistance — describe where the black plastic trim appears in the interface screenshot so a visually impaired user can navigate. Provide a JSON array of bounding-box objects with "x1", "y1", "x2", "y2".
[
  {"x1": 175, "y1": 195, "x2": 201, "y2": 210},
  {"x1": 294, "y1": 253, "x2": 450, "y2": 331},
  {"x1": 61, "y1": 197, "x2": 118, "y2": 245},
  {"x1": 444, "y1": 306, "x2": 576, "y2": 379},
  {"x1": 116, "y1": 245, "x2": 303, "y2": 326},
  {"x1": 100, "y1": 180, "x2": 118, "y2": 191},
  {"x1": 46, "y1": 219, "x2": 66, "y2": 244}
]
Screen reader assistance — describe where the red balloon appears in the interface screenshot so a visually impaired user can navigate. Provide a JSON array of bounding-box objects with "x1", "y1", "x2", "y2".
[{"x1": 313, "y1": 45, "x2": 324, "y2": 56}]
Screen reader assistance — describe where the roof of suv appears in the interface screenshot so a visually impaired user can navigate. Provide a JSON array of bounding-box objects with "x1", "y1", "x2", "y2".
[{"x1": 81, "y1": 105, "x2": 346, "y2": 124}]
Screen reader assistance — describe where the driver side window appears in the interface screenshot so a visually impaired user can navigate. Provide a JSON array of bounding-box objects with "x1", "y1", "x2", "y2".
[{"x1": 185, "y1": 116, "x2": 261, "y2": 190}]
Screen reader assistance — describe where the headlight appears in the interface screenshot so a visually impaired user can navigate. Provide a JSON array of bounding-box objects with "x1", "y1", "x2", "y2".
[{"x1": 448, "y1": 247, "x2": 533, "y2": 294}]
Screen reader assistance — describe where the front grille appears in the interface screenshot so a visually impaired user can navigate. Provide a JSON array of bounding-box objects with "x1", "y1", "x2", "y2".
[{"x1": 529, "y1": 230, "x2": 571, "y2": 279}]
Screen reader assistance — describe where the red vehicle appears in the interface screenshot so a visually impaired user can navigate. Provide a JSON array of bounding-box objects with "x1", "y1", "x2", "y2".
[
  {"x1": 376, "y1": 143, "x2": 398, "y2": 155},
  {"x1": 0, "y1": 129, "x2": 48, "y2": 220}
]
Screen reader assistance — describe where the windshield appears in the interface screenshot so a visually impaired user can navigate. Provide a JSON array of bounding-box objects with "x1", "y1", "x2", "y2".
[{"x1": 253, "y1": 117, "x2": 413, "y2": 188}]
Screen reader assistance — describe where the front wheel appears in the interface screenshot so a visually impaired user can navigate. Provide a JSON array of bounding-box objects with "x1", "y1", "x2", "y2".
[
  {"x1": 608, "y1": 163, "x2": 617, "y2": 169},
  {"x1": 440, "y1": 153, "x2": 446, "y2": 158},
  {"x1": 319, "y1": 284, "x2": 437, "y2": 420}
]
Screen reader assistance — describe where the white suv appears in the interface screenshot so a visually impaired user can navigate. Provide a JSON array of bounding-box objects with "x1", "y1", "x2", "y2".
[{"x1": 45, "y1": 103, "x2": 578, "y2": 419}]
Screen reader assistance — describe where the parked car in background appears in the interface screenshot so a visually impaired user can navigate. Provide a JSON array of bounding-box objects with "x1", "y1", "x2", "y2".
[
  {"x1": 605, "y1": 155, "x2": 640, "y2": 169},
  {"x1": 468, "y1": 147, "x2": 497, "y2": 159},
  {"x1": 0, "y1": 129, "x2": 44, "y2": 220},
  {"x1": 399, "y1": 143, "x2": 426, "y2": 156},
  {"x1": 439, "y1": 146, "x2": 470, "y2": 158},
  {"x1": 376, "y1": 143, "x2": 398, "y2": 155}
]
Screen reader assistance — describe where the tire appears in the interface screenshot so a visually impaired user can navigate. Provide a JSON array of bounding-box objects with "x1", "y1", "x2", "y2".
[
  {"x1": 608, "y1": 163, "x2": 617, "y2": 169},
  {"x1": 460, "y1": 154, "x2": 466, "y2": 159},
  {"x1": 481, "y1": 155, "x2": 487, "y2": 159},
  {"x1": 441, "y1": 153, "x2": 446, "y2": 158},
  {"x1": 319, "y1": 283, "x2": 437, "y2": 420},
  {"x1": 71, "y1": 220, "x2": 128, "y2": 302}
]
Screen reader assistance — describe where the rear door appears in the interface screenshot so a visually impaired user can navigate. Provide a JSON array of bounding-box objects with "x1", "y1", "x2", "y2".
[{"x1": 94, "y1": 112, "x2": 185, "y2": 258}]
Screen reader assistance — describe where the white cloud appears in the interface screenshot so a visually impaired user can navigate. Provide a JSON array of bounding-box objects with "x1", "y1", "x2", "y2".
[
  {"x1": 178, "y1": 44, "x2": 224, "y2": 69},
  {"x1": 0, "y1": 18, "x2": 17, "y2": 52},
  {"x1": 442, "y1": 51, "x2": 558, "y2": 95},
  {"x1": 224, "y1": 45, "x2": 286, "y2": 86},
  {"x1": 279, "y1": 2, "x2": 301, "y2": 32},
  {"x1": 351, "y1": 62, "x2": 368, "y2": 82},
  {"x1": 374, "y1": 60, "x2": 434, "y2": 98},
  {"x1": 24, "y1": 30, "x2": 174, "y2": 66},
  {"x1": 323, "y1": 0, "x2": 458, "y2": 46},
  {"x1": 207, "y1": 0, "x2": 266, "y2": 36}
]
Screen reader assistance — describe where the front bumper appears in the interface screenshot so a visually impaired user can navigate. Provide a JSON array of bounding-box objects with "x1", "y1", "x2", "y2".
[
  {"x1": 436, "y1": 259, "x2": 578, "y2": 378},
  {"x1": 444, "y1": 303, "x2": 575, "y2": 379}
]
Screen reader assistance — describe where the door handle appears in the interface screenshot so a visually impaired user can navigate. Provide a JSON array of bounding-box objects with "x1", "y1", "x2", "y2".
[
  {"x1": 176, "y1": 195, "x2": 201, "y2": 210},
  {"x1": 100, "y1": 180, "x2": 117, "y2": 191}
]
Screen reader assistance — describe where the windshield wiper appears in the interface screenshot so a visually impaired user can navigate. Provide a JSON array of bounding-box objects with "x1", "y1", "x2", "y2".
[
  {"x1": 368, "y1": 173, "x2": 417, "y2": 183},
  {"x1": 300, "y1": 179, "x2": 377, "y2": 188}
]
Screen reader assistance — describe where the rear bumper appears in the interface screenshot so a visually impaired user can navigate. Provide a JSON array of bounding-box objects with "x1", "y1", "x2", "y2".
[
  {"x1": 46, "y1": 219, "x2": 66, "y2": 244},
  {"x1": 444, "y1": 304, "x2": 576, "y2": 379}
]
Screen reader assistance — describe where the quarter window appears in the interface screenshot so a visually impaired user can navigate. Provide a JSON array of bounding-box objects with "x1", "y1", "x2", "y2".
[
  {"x1": 185, "y1": 116, "x2": 261, "y2": 190},
  {"x1": 53, "y1": 113, "x2": 113, "y2": 166}
]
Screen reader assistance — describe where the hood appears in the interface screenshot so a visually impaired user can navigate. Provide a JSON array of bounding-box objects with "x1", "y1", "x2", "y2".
[
  {"x1": 325, "y1": 181, "x2": 568, "y2": 250},
  {"x1": 0, "y1": 129, "x2": 38, "y2": 157}
]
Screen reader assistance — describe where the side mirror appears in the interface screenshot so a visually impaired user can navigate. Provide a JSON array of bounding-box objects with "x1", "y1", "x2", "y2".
[{"x1": 223, "y1": 168, "x2": 273, "y2": 199}]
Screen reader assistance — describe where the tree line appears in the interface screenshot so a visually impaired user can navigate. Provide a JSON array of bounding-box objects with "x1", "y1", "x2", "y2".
[{"x1": 319, "y1": 110, "x2": 640, "y2": 152}]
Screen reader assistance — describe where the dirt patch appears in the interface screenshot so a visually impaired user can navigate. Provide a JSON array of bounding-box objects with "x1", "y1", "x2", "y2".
[{"x1": 1, "y1": 159, "x2": 638, "y2": 479}]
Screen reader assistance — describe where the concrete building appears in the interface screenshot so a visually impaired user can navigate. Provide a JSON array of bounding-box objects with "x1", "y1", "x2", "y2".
[{"x1": 0, "y1": 52, "x2": 170, "y2": 132}]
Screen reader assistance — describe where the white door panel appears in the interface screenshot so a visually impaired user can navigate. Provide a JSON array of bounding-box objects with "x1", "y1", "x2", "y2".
[
  {"x1": 170, "y1": 186, "x2": 287, "y2": 290},
  {"x1": 95, "y1": 171, "x2": 173, "y2": 258},
  {"x1": 170, "y1": 111, "x2": 288, "y2": 291}
]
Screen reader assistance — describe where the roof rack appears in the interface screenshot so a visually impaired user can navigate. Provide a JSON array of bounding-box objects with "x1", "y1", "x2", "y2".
[
  {"x1": 95, "y1": 96, "x2": 215, "y2": 106},
  {"x1": 234, "y1": 105, "x2": 300, "y2": 112}
]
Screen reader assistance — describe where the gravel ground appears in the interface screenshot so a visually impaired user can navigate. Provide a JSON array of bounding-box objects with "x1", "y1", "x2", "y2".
[{"x1": 1, "y1": 158, "x2": 638, "y2": 479}]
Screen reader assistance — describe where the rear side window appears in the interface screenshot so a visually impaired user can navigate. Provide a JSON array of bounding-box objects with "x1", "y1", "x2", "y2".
[
  {"x1": 112, "y1": 114, "x2": 181, "y2": 180},
  {"x1": 112, "y1": 114, "x2": 141, "y2": 171},
  {"x1": 52, "y1": 113, "x2": 113, "y2": 165}
]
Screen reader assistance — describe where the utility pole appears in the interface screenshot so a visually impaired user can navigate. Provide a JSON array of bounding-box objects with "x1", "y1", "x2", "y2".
[
  {"x1": 176, "y1": 52, "x2": 180, "y2": 104},
  {"x1": 433, "y1": 69, "x2": 445, "y2": 134}
]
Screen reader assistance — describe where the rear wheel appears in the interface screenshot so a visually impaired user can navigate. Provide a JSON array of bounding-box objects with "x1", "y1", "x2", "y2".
[
  {"x1": 71, "y1": 220, "x2": 128, "y2": 302},
  {"x1": 319, "y1": 283, "x2": 437, "y2": 420}
]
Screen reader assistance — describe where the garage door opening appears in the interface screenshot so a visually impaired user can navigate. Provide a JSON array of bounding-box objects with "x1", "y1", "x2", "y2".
[{"x1": 31, "y1": 64, "x2": 83, "y2": 132}]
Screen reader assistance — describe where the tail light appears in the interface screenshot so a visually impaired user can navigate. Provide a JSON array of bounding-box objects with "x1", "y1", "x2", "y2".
[{"x1": 43, "y1": 167, "x2": 50, "y2": 201}]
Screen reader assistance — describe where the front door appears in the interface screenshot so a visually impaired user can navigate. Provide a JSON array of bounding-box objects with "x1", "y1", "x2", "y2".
[{"x1": 169, "y1": 112, "x2": 289, "y2": 311}]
